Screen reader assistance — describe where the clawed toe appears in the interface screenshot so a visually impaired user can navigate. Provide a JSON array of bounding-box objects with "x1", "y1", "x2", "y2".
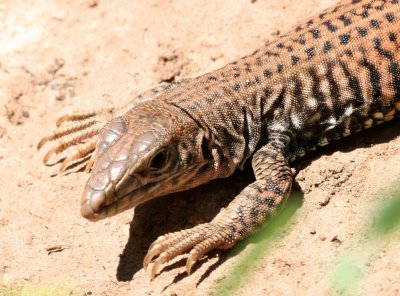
[
  {"x1": 37, "y1": 117, "x2": 97, "y2": 150},
  {"x1": 42, "y1": 123, "x2": 101, "y2": 165},
  {"x1": 59, "y1": 138, "x2": 97, "y2": 172},
  {"x1": 143, "y1": 223, "x2": 229, "y2": 279},
  {"x1": 38, "y1": 108, "x2": 114, "y2": 172},
  {"x1": 55, "y1": 110, "x2": 98, "y2": 127}
]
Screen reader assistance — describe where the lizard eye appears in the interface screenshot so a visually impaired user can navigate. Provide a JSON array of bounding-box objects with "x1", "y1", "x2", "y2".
[{"x1": 149, "y1": 149, "x2": 170, "y2": 171}]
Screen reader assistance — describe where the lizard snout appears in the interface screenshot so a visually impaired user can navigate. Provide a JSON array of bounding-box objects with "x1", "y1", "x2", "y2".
[
  {"x1": 80, "y1": 189, "x2": 105, "y2": 221},
  {"x1": 80, "y1": 167, "x2": 119, "y2": 221},
  {"x1": 80, "y1": 175, "x2": 108, "y2": 221}
]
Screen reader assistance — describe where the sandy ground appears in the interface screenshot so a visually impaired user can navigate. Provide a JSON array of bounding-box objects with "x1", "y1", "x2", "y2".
[{"x1": 1, "y1": 0, "x2": 399, "y2": 295}]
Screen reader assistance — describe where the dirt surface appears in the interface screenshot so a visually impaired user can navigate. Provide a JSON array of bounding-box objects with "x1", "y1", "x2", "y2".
[{"x1": 1, "y1": 0, "x2": 399, "y2": 295}]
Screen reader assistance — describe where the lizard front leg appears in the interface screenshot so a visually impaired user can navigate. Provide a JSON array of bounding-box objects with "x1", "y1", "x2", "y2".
[{"x1": 144, "y1": 139, "x2": 293, "y2": 278}]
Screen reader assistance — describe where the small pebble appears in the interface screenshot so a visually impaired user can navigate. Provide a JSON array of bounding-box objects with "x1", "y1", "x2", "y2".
[
  {"x1": 319, "y1": 196, "x2": 331, "y2": 207},
  {"x1": 88, "y1": 0, "x2": 99, "y2": 8}
]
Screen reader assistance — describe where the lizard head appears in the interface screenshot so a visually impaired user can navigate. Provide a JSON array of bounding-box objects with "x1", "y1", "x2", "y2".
[{"x1": 80, "y1": 101, "x2": 220, "y2": 221}]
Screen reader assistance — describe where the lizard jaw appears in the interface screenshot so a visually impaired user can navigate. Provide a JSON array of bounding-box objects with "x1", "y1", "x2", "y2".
[
  {"x1": 80, "y1": 170, "x2": 181, "y2": 221},
  {"x1": 80, "y1": 180, "x2": 162, "y2": 221}
]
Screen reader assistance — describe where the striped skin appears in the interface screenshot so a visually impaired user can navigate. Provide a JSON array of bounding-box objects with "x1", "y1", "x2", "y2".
[{"x1": 39, "y1": 0, "x2": 400, "y2": 278}]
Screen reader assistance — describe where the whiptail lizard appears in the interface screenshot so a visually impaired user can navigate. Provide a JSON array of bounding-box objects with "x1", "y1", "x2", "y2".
[{"x1": 38, "y1": 0, "x2": 400, "y2": 279}]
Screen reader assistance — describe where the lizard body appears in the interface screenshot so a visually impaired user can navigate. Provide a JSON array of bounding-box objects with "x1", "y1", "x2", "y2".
[{"x1": 39, "y1": 0, "x2": 400, "y2": 278}]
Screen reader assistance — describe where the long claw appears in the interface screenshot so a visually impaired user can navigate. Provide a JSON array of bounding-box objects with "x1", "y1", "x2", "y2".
[
  {"x1": 149, "y1": 239, "x2": 195, "y2": 279},
  {"x1": 43, "y1": 148, "x2": 57, "y2": 165},
  {"x1": 42, "y1": 124, "x2": 101, "y2": 165},
  {"x1": 37, "y1": 117, "x2": 97, "y2": 150},
  {"x1": 186, "y1": 256, "x2": 196, "y2": 275},
  {"x1": 143, "y1": 245, "x2": 164, "y2": 272},
  {"x1": 186, "y1": 238, "x2": 222, "y2": 275},
  {"x1": 37, "y1": 137, "x2": 49, "y2": 151},
  {"x1": 39, "y1": 107, "x2": 116, "y2": 172},
  {"x1": 143, "y1": 233, "x2": 181, "y2": 270},
  {"x1": 143, "y1": 228, "x2": 200, "y2": 272},
  {"x1": 60, "y1": 138, "x2": 97, "y2": 172},
  {"x1": 85, "y1": 153, "x2": 97, "y2": 172},
  {"x1": 151, "y1": 253, "x2": 171, "y2": 280},
  {"x1": 143, "y1": 224, "x2": 224, "y2": 278}
]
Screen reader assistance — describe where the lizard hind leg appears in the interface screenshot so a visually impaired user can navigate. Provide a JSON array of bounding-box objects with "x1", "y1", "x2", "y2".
[{"x1": 143, "y1": 139, "x2": 293, "y2": 278}]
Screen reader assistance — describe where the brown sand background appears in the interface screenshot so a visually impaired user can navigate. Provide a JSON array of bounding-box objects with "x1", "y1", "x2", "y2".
[{"x1": 1, "y1": 0, "x2": 399, "y2": 295}]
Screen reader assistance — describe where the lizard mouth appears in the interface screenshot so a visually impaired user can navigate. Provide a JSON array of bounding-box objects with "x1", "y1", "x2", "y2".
[
  {"x1": 81, "y1": 182, "x2": 157, "y2": 221},
  {"x1": 80, "y1": 174, "x2": 175, "y2": 221}
]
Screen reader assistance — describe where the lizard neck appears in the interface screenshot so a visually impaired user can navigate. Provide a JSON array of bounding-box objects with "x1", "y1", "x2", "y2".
[{"x1": 165, "y1": 78, "x2": 281, "y2": 172}]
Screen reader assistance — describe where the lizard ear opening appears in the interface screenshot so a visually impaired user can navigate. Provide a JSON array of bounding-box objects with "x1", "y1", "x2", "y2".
[{"x1": 201, "y1": 136, "x2": 212, "y2": 161}]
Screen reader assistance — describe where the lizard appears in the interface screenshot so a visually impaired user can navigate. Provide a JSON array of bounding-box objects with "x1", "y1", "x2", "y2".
[{"x1": 38, "y1": 0, "x2": 400, "y2": 279}]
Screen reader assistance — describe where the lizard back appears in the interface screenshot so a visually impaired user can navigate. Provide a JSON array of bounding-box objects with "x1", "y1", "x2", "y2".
[{"x1": 146, "y1": 0, "x2": 400, "y2": 165}]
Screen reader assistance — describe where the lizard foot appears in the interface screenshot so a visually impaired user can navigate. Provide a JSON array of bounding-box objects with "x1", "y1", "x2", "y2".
[
  {"x1": 143, "y1": 222, "x2": 235, "y2": 279},
  {"x1": 38, "y1": 108, "x2": 114, "y2": 171}
]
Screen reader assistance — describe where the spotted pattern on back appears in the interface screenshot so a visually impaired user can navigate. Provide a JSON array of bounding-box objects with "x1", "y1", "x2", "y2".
[{"x1": 151, "y1": 0, "x2": 400, "y2": 165}]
